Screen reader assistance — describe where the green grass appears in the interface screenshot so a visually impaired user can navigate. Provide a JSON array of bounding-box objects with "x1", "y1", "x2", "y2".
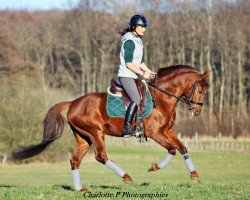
[{"x1": 0, "y1": 145, "x2": 250, "y2": 199}]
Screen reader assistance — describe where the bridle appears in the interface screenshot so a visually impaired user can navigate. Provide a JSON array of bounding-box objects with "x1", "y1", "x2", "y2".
[{"x1": 148, "y1": 75, "x2": 204, "y2": 110}]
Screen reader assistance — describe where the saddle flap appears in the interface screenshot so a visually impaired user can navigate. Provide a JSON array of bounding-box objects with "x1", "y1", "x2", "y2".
[
  {"x1": 135, "y1": 80, "x2": 147, "y2": 114},
  {"x1": 109, "y1": 78, "x2": 147, "y2": 115},
  {"x1": 107, "y1": 88, "x2": 153, "y2": 119}
]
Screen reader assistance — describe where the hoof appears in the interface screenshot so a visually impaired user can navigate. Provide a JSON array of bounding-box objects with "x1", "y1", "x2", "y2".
[
  {"x1": 190, "y1": 171, "x2": 200, "y2": 183},
  {"x1": 191, "y1": 176, "x2": 200, "y2": 183},
  {"x1": 123, "y1": 173, "x2": 133, "y2": 184},
  {"x1": 148, "y1": 163, "x2": 160, "y2": 172},
  {"x1": 79, "y1": 188, "x2": 89, "y2": 193}
]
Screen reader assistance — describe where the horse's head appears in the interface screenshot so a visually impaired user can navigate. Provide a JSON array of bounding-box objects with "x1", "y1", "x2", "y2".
[
  {"x1": 151, "y1": 66, "x2": 210, "y2": 116},
  {"x1": 184, "y1": 70, "x2": 210, "y2": 116}
]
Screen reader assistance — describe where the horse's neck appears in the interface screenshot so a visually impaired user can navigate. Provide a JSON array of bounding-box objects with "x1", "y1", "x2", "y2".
[
  {"x1": 151, "y1": 69, "x2": 199, "y2": 121},
  {"x1": 154, "y1": 71, "x2": 198, "y2": 112},
  {"x1": 157, "y1": 71, "x2": 198, "y2": 94}
]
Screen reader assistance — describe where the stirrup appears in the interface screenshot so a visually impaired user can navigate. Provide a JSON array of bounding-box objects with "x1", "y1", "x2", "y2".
[
  {"x1": 134, "y1": 120, "x2": 147, "y2": 143},
  {"x1": 122, "y1": 126, "x2": 135, "y2": 138}
]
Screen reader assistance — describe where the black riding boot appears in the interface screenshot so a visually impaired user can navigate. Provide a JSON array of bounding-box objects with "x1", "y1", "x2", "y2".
[{"x1": 123, "y1": 101, "x2": 138, "y2": 137}]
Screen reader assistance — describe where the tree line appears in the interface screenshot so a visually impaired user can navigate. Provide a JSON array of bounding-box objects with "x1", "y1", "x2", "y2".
[{"x1": 0, "y1": 0, "x2": 249, "y2": 143}]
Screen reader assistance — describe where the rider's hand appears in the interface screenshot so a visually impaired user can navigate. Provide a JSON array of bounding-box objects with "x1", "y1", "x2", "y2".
[
  {"x1": 143, "y1": 71, "x2": 152, "y2": 79},
  {"x1": 150, "y1": 71, "x2": 157, "y2": 79},
  {"x1": 143, "y1": 71, "x2": 156, "y2": 80}
]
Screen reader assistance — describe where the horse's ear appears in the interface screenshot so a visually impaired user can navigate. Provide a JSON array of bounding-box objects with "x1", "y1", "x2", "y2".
[{"x1": 201, "y1": 70, "x2": 210, "y2": 80}]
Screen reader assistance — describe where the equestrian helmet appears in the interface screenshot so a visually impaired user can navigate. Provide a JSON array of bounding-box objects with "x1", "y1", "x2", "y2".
[{"x1": 129, "y1": 15, "x2": 148, "y2": 27}]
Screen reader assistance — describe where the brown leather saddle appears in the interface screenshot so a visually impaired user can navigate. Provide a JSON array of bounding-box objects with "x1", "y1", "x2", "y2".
[{"x1": 109, "y1": 78, "x2": 147, "y2": 114}]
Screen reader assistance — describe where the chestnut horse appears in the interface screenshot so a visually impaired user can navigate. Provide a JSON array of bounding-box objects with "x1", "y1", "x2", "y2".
[{"x1": 12, "y1": 65, "x2": 210, "y2": 192}]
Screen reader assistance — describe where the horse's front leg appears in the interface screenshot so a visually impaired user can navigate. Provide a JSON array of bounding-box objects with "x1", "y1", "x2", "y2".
[
  {"x1": 167, "y1": 129, "x2": 200, "y2": 182},
  {"x1": 147, "y1": 133, "x2": 177, "y2": 172}
]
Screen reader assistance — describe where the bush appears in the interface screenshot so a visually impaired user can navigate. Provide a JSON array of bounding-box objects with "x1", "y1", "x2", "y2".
[
  {"x1": 0, "y1": 76, "x2": 45, "y2": 154},
  {"x1": 0, "y1": 76, "x2": 77, "y2": 163}
]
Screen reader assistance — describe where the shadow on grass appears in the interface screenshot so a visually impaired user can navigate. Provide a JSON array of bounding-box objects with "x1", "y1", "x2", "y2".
[
  {"x1": 0, "y1": 185, "x2": 15, "y2": 188},
  {"x1": 89, "y1": 182, "x2": 151, "y2": 190},
  {"x1": 90, "y1": 185, "x2": 120, "y2": 190},
  {"x1": 54, "y1": 184, "x2": 121, "y2": 192},
  {"x1": 52, "y1": 182, "x2": 151, "y2": 192},
  {"x1": 53, "y1": 185, "x2": 74, "y2": 191},
  {"x1": 140, "y1": 182, "x2": 150, "y2": 187}
]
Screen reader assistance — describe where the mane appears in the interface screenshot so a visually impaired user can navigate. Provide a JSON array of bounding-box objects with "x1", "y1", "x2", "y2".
[{"x1": 157, "y1": 65, "x2": 199, "y2": 78}]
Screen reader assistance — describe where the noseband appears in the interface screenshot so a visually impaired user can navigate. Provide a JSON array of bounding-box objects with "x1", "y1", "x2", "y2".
[{"x1": 148, "y1": 75, "x2": 204, "y2": 109}]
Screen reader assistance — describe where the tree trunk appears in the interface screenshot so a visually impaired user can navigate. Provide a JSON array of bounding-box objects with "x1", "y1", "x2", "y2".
[
  {"x1": 232, "y1": 69, "x2": 236, "y2": 112},
  {"x1": 199, "y1": 50, "x2": 204, "y2": 73},
  {"x1": 181, "y1": 35, "x2": 185, "y2": 64},
  {"x1": 191, "y1": 48, "x2": 195, "y2": 67},
  {"x1": 191, "y1": 24, "x2": 195, "y2": 67},
  {"x1": 80, "y1": 56, "x2": 86, "y2": 94},
  {"x1": 93, "y1": 57, "x2": 97, "y2": 92},
  {"x1": 206, "y1": 48, "x2": 214, "y2": 122},
  {"x1": 40, "y1": 59, "x2": 49, "y2": 110},
  {"x1": 207, "y1": 10, "x2": 214, "y2": 124},
  {"x1": 225, "y1": 58, "x2": 232, "y2": 110},
  {"x1": 219, "y1": 52, "x2": 225, "y2": 121},
  {"x1": 168, "y1": 40, "x2": 174, "y2": 66},
  {"x1": 237, "y1": 51, "x2": 245, "y2": 117}
]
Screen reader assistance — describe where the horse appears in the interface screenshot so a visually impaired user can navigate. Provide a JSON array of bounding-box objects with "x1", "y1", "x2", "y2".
[{"x1": 12, "y1": 65, "x2": 210, "y2": 192}]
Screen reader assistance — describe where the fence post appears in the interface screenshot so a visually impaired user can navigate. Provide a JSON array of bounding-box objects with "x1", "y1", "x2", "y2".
[
  {"x1": 218, "y1": 132, "x2": 222, "y2": 140},
  {"x1": 2, "y1": 155, "x2": 7, "y2": 164},
  {"x1": 216, "y1": 142, "x2": 219, "y2": 151},
  {"x1": 178, "y1": 133, "x2": 182, "y2": 140},
  {"x1": 211, "y1": 142, "x2": 214, "y2": 151},
  {"x1": 195, "y1": 132, "x2": 198, "y2": 142}
]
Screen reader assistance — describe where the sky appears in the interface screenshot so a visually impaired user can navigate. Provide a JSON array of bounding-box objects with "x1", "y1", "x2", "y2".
[
  {"x1": 0, "y1": 0, "x2": 237, "y2": 11},
  {"x1": 0, "y1": 0, "x2": 79, "y2": 10}
]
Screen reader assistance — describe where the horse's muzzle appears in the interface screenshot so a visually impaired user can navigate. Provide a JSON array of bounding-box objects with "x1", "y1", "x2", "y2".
[
  {"x1": 187, "y1": 108, "x2": 201, "y2": 117},
  {"x1": 193, "y1": 110, "x2": 201, "y2": 116}
]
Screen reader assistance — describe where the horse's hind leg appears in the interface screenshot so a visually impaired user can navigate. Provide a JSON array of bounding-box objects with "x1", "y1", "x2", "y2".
[
  {"x1": 92, "y1": 134, "x2": 133, "y2": 184},
  {"x1": 70, "y1": 132, "x2": 92, "y2": 192}
]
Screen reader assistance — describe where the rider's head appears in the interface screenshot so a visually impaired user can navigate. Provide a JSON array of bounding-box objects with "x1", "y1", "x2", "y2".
[
  {"x1": 119, "y1": 14, "x2": 148, "y2": 36},
  {"x1": 129, "y1": 15, "x2": 148, "y2": 30}
]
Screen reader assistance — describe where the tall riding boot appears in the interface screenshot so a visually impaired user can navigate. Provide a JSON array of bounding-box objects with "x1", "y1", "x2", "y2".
[{"x1": 123, "y1": 101, "x2": 138, "y2": 137}]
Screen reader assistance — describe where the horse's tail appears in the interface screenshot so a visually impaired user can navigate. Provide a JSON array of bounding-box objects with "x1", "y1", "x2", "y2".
[{"x1": 12, "y1": 101, "x2": 71, "y2": 160}]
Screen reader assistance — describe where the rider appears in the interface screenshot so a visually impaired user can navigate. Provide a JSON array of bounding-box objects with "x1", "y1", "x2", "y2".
[{"x1": 118, "y1": 14, "x2": 156, "y2": 137}]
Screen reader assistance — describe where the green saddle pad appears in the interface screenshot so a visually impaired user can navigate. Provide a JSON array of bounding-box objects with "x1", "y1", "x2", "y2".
[{"x1": 106, "y1": 90, "x2": 153, "y2": 119}]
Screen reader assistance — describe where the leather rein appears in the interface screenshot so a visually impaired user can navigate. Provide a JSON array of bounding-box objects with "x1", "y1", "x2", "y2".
[{"x1": 148, "y1": 75, "x2": 204, "y2": 109}]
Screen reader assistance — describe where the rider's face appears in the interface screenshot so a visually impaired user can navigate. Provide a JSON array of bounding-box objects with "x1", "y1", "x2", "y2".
[{"x1": 134, "y1": 25, "x2": 146, "y2": 36}]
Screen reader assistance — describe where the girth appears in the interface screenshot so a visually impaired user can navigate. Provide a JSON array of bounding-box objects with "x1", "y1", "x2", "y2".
[{"x1": 109, "y1": 79, "x2": 147, "y2": 114}]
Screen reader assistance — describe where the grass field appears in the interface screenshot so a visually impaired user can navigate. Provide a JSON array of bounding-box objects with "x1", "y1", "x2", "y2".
[{"x1": 0, "y1": 145, "x2": 249, "y2": 200}]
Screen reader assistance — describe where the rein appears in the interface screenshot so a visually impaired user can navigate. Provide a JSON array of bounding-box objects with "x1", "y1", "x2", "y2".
[{"x1": 148, "y1": 76, "x2": 204, "y2": 108}]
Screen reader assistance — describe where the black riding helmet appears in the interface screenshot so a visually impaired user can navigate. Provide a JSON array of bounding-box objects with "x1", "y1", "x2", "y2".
[{"x1": 129, "y1": 15, "x2": 148, "y2": 28}]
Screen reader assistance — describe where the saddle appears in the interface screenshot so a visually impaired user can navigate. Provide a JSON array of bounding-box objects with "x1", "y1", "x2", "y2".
[{"x1": 109, "y1": 78, "x2": 147, "y2": 114}]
